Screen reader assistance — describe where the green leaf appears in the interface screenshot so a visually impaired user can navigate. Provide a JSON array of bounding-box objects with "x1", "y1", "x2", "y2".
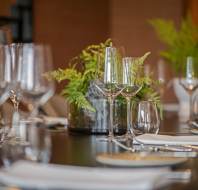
[{"x1": 149, "y1": 17, "x2": 198, "y2": 76}]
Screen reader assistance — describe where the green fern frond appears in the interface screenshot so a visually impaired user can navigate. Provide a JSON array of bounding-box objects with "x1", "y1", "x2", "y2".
[
  {"x1": 48, "y1": 39, "x2": 162, "y2": 117},
  {"x1": 150, "y1": 17, "x2": 198, "y2": 76},
  {"x1": 149, "y1": 19, "x2": 177, "y2": 46},
  {"x1": 48, "y1": 39, "x2": 112, "y2": 112}
]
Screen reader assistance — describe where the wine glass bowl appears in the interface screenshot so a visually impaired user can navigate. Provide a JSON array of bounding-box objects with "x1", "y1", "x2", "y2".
[
  {"x1": 95, "y1": 81, "x2": 121, "y2": 98},
  {"x1": 19, "y1": 44, "x2": 55, "y2": 117},
  {"x1": 121, "y1": 86, "x2": 142, "y2": 98}
]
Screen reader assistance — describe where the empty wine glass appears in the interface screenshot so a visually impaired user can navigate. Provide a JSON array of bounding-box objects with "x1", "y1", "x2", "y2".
[
  {"x1": 19, "y1": 44, "x2": 55, "y2": 118},
  {"x1": 133, "y1": 100, "x2": 160, "y2": 135},
  {"x1": 179, "y1": 57, "x2": 198, "y2": 122},
  {"x1": 120, "y1": 57, "x2": 142, "y2": 140},
  {"x1": 94, "y1": 47, "x2": 122, "y2": 141}
]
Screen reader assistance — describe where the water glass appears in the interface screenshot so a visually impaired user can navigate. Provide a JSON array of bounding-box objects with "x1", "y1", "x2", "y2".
[
  {"x1": 133, "y1": 101, "x2": 160, "y2": 135},
  {"x1": 2, "y1": 122, "x2": 51, "y2": 167},
  {"x1": 24, "y1": 124, "x2": 51, "y2": 163}
]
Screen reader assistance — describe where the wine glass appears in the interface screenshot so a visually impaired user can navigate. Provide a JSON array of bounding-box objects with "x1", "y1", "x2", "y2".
[
  {"x1": 179, "y1": 57, "x2": 198, "y2": 123},
  {"x1": 19, "y1": 44, "x2": 55, "y2": 118},
  {"x1": 94, "y1": 47, "x2": 122, "y2": 141},
  {"x1": 120, "y1": 57, "x2": 142, "y2": 140},
  {"x1": 133, "y1": 100, "x2": 160, "y2": 135}
]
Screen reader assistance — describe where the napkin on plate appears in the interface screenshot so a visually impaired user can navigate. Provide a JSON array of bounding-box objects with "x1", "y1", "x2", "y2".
[
  {"x1": 135, "y1": 134, "x2": 198, "y2": 145},
  {"x1": 0, "y1": 161, "x2": 170, "y2": 190}
]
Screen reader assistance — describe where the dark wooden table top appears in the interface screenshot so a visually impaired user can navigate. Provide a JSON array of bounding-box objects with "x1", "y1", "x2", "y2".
[{"x1": 48, "y1": 111, "x2": 198, "y2": 190}]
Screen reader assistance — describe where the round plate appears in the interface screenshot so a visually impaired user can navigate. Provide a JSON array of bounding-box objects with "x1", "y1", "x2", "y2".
[{"x1": 96, "y1": 153, "x2": 187, "y2": 167}]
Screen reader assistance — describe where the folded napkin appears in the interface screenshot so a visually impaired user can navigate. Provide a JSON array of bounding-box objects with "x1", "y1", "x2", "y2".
[
  {"x1": 42, "y1": 116, "x2": 68, "y2": 126},
  {"x1": 135, "y1": 134, "x2": 198, "y2": 145},
  {"x1": 0, "y1": 161, "x2": 169, "y2": 190},
  {"x1": 30, "y1": 116, "x2": 68, "y2": 126}
]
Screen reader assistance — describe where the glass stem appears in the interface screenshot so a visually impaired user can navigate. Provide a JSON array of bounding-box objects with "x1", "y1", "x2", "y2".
[
  {"x1": 126, "y1": 98, "x2": 131, "y2": 135},
  {"x1": 108, "y1": 96, "x2": 114, "y2": 140}
]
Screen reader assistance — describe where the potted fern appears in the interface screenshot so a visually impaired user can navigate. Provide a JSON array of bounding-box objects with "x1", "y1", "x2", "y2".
[
  {"x1": 48, "y1": 39, "x2": 162, "y2": 134},
  {"x1": 150, "y1": 17, "x2": 198, "y2": 120}
]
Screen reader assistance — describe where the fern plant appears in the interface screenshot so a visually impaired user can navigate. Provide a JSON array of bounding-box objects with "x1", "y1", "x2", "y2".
[
  {"x1": 48, "y1": 39, "x2": 162, "y2": 117},
  {"x1": 149, "y1": 17, "x2": 198, "y2": 77},
  {"x1": 48, "y1": 39, "x2": 112, "y2": 112}
]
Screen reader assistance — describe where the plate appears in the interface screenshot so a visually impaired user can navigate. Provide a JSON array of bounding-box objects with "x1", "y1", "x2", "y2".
[
  {"x1": 0, "y1": 161, "x2": 170, "y2": 190},
  {"x1": 96, "y1": 153, "x2": 187, "y2": 167}
]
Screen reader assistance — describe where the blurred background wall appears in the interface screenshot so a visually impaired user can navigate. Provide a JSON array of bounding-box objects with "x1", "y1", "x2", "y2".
[{"x1": 0, "y1": 0, "x2": 197, "y2": 101}]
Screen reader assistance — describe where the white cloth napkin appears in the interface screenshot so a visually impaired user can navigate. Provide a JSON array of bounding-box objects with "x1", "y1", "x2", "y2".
[
  {"x1": 31, "y1": 116, "x2": 68, "y2": 126},
  {"x1": 0, "y1": 161, "x2": 169, "y2": 190},
  {"x1": 135, "y1": 134, "x2": 198, "y2": 145}
]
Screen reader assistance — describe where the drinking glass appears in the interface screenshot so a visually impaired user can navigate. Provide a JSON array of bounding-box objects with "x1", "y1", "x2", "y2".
[
  {"x1": 133, "y1": 100, "x2": 160, "y2": 135},
  {"x1": 19, "y1": 44, "x2": 55, "y2": 118},
  {"x1": 94, "y1": 47, "x2": 122, "y2": 141},
  {"x1": 24, "y1": 123, "x2": 51, "y2": 163},
  {"x1": 179, "y1": 57, "x2": 198, "y2": 122},
  {"x1": 2, "y1": 122, "x2": 51, "y2": 168},
  {"x1": 121, "y1": 57, "x2": 142, "y2": 140}
]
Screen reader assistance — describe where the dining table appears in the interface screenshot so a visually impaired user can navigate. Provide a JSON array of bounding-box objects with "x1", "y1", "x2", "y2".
[{"x1": 0, "y1": 110, "x2": 198, "y2": 189}]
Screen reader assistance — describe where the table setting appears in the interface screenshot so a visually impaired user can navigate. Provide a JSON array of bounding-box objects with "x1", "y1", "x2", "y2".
[{"x1": 0, "y1": 39, "x2": 197, "y2": 190}]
